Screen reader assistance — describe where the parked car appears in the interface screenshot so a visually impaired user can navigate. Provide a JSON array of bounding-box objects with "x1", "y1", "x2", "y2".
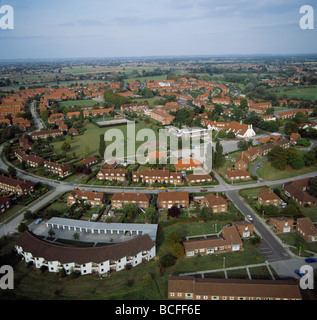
[
  {"x1": 158, "y1": 187, "x2": 166, "y2": 190},
  {"x1": 200, "y1": 189, "x2": 207, "y2": 192},
  {"x1": 305, "y1": 258, "x2": 317, "y2": 263},
  {"x1": 295, "y1": 269, "x2": 305, "y2": 277},
  {"x1": 246, "y1": 215, "x2": 253, "y2": 221},
  {"x1": 35, "y1": 218, "x2": 42, "y2": 225},
  {"x1": 148, "y1": 187, "x2": 155, "y2": 190}
]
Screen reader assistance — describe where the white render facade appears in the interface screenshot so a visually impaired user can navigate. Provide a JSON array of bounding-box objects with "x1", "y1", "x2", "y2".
[{"x1": 15, "y1": 230, "x2": 156, "y2": 276}]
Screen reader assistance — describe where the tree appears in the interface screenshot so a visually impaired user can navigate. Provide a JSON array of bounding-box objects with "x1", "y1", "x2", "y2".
[
  {"x1": 268, "y1": 146, "x2": 287, "y2": 170},
  {"x1": 309, "y1": 178, "x2": 317, "y2": 197},
  {"x1": 145, "y1": 205, "x2": 156, "y2": 223},
  {"x1": 7, "y1": 165, "x2": 17, "y2": 178},
  {"x1": 166, "y1": 231, "x2": 182, "y2": 246},
  {"x1": 61, "y1": 141, "x2": 71, "y2": 151},
  {"x1": 167, "y1": 205, "x2": 180, "y2": 218},
  {"x1": 213, "y1": 140, "x2": 224, "y2": 169},
  {"x1": 160, "y1": 254, "x2": 177, "y2": 268},
  {"x1": 199, "y1": 206, "x2": 212, "y2": 221},
  {"x1": 289, "y1": 156, "x2": 305, "y2": 170},
  {"x1": 99, "y1": 134, "x2": 106, "y2": 159},
  {"x1": 172, "y1": 243, "x2": 184, "y2": 258},
  {"x1": 285, "y1": 121, "x2": 299, "y2": 135},
  {"x1": 73, "y1": 232, "x2": 80, "y2": 241}
]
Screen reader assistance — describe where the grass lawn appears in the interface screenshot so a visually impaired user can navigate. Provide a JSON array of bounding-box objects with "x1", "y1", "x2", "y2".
[
  {"x1": 256, "y1": 161, "x2": 317, "y2": 181},
  {"x1": 270, "y1": 86, "x2": 317, "y2": 100},
  {"x1": 278, "y1": 231, "x2": 317, "y2": 255},
  {"x1": 59, "y1": 99, "x2": 100, "y2": 109},
  {"x1": 52, "y1": 120, "x2": 163, "y2": 161}
]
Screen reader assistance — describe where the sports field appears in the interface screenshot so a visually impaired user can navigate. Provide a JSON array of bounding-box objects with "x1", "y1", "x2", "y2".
[{"x1": 271, "y1": 86, "x2": 317, "y2": 100}]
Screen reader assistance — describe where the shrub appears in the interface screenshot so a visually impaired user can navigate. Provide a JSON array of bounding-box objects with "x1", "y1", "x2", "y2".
[{"x1": 160, "y1": 254, "x2": 177, "y2": 268}]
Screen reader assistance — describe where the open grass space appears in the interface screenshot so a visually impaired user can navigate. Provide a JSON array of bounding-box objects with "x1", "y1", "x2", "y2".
[
  {"x1": 256, "y1": 160, "x2": 317, "y2": 181},
  {"x1": 52, "y1": 120, "x2": 165, "y2": 160},
  {"x1": 58, "y1": 99, "x2": 100, "y2": 109},
  {"x1": 270, "y1": 86, "x2": 317, "y2": 100}
]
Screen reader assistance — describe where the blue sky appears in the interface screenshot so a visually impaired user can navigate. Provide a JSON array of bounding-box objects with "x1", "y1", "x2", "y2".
[{"x1": 0, "y1": 0, "x2": 316, "y2": 59}]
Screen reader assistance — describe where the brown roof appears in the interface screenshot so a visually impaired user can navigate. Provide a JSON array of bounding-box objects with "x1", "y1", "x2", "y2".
[
  {"x1": 16, "y1": 230, "x2": 155, "y2": 264},
  {"x1": 158, "y1": 191, "x2": 189, "y2": 202},
  {"x1": 0, "y1": 175, "x2": 34, "y2": 190},
  {"x1": 183, "y1": 226, "x2": 242, "y2": 251},
  {"x1": 205, "y1": 193, "x2": 227, "y2": 206},
  {"x1": 258, "y1": 188, "x2": 281, "y2": 202},
  {"x1": 296, "y1": 217, "x2": 317, "y2": 237},
  {"x1": 69, "y1": 189, "x2": 105, "y2": 202},
  {"x1": 192, "y1": 278, "x2": 301, "y2": 299},
  {"x1": 111, "y1": 192, "x2": 150, "y2": 202}
]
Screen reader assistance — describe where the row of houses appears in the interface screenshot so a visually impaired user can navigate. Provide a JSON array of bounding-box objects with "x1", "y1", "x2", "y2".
[
  {"x1": 14, "y1": 149, "x2": 70, "y2": 178},
  {"x1": 168, "y1": 276, "x2": 301, "y2": 300},
  {"x1": 15, "y1": 229, "x2": 156, "y2": 276},
  {"x1": 258, "y1": 179, "x2": 317, "y2": 209},
  {"x1": 0, "y1": 174, "x2": 34, "y2": 196},
  {"x1": 270, "y1": 216, "x2": 317, "y2": 242}
]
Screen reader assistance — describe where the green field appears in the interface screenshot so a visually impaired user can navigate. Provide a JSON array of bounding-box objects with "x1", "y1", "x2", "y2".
[
  {"x1": 256, "y1": 161, "x2": 317, "y2": 181},
  {"x1": 270, "y1": 86, "x2": 317, "y2": 100},
  {"x1": 58, "y1": 99, "x2": 100, "y2": 109},
  {"x1": 52, "y1": 121, "x2": 164, "y2": 160}
]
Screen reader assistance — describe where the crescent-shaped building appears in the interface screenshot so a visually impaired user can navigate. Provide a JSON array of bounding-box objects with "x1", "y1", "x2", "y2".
[{"x1": 15, "y1": 230, "x2": 156, "y2": 276}]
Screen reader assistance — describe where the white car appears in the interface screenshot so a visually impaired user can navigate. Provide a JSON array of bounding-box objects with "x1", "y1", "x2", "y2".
[{"x1": 246, "y1": 215, "x2": 253, "y2": 221}]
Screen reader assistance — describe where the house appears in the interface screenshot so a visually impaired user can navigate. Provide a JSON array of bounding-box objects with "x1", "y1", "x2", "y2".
[
  {"x1": 232, "y1": 221, "x2": 254, "y2": 238},
  {"x1": 234, "y1": 155, "x2": 249, "y2": 170},
  {"x1": 168, "y1": 276, "x2": 302, "y2": 300},
  {"x1": 43, "y1": 161, "x2": 70, "y2": 177},
  {"x1": 283, "y1": 178, "x2": 316, "y2": 207},
  {"x1": 132, "y1": 169, "x2": 182, "y2": 185},
  {"x1": 68, "y1": 128, "x2": 79, "y2": 136},
  {"x1": 187, "y1": 173, "x2": 213, "y2": 184},
  {"x1": 120, "y1": 103, "x2": 148, "y2": 113},
  {"x1": 258, "y1": 188, "x2": 283, "y2": 207},
  {"x1": 91, "y1": 108, "x2": 113, "y2": 117},
  {"x1": 111, "y1": 192, "x2": 150, "y2": 209},
  {"x1": 97, "y1": 169, "x2": 128, "y2": 182},
  {"x1": 296, "y1": 217, "x2": 317, "y2": 242},
  {"x1": 158, "y1": 191, "x2": 189, "y2": 209},
  {"x1": 174, "y1": 158, "x2": 203, "y2": 171},
  {"x1": 67, "y1": 189, "x2": 106, "y2": 206},
  {"x1": 15, "y1": 230, "x2": 156, "y2": 276},
  {"x1": 148, "y1": 109, "x2": 175, "y2": 125},
  {"x1": 270, "y1": 217, "x2": 294, "y2": 233},
  {"x1": 0, "y1": 196, "x2": 11, "y2": 215},
  {"x1": 290, "y1": 132, "x2": 301, "y2": 144},
  {"x1": 31, "y1": 129, "x2": 63, "y2": 140},
  {"x1": 204, "y1": 193, "x2": 227, "y2": 213},
  {"x1": 58, "y1": 122, "x2": 68, "y2": 132},
  {"x1": 183, "y1": 226, "x2": 243, "y2": 257},
  {"x1": 225, "y1": 169, "x2": 251, "y2": 181},
  {"x1": 79, "y1": 156, "x2": 99, "y2": 168},
  {"x1": 0, "y1": 175, "x2": 34, "y2": 195}
]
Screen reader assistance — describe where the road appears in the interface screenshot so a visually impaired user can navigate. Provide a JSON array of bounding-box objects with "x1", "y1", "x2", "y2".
[
  {"x1": 0, "y1": 103, "x2": 317, "y2": 279},
  {"x1": 30, "y1": 100, "x2": 45, "y2": 131}
]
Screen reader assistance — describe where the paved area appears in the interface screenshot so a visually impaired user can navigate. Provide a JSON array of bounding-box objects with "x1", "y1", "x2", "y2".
[{"x1": 29, "y1": 220, "x2": 138, "y2": 245}]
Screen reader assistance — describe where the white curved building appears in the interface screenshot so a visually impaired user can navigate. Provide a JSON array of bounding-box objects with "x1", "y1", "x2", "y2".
[{"x1": 15, "y1": 230, "x2": 156, "y2": 276}]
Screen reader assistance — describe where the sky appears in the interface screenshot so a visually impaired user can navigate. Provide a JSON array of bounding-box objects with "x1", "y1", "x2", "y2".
[{"x1": 0, "y1": 0, "x2": 316, "y2": 59}]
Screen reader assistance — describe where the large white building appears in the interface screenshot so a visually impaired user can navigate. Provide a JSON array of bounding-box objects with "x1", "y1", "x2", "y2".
[{"x1": 15, "y1": 230, "x2": 156, "y2": 276}]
